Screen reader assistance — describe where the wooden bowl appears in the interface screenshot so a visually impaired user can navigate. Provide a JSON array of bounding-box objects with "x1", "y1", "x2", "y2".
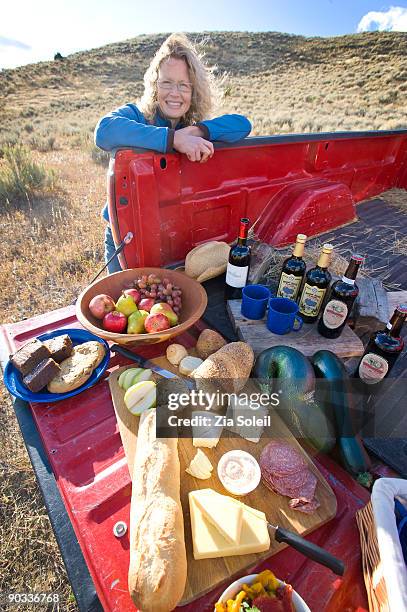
[{"x1": 75, "y1": 268, "x2": 208, "y2": 347}]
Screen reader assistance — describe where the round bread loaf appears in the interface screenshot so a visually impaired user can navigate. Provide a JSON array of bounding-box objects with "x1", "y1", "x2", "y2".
[{"x1": 47, "y1": 341, "x2": 105, "y2": 393}]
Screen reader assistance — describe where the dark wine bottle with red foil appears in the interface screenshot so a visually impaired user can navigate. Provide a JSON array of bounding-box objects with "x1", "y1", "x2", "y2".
[
  {"x1": 355, "y1": 305, "x2": 407, "y2": 385},
  {"x1": 225, "y1": 218, "x2": 251, "y2": 300},
  {"x1": 318, "y1": 254, "x2": 364, "y2": 339}
]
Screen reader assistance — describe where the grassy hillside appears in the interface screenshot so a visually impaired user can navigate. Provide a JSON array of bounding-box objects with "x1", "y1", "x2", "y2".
[
  {"x1": 0, "y1": 30, "x2": 406, "y2": 610},
  {"x1": 1, "y1": 30, "x2": 407, "y2": 150}
]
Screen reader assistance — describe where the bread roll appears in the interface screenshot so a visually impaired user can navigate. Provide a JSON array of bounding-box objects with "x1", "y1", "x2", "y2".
[
  {"x1": 128, "y1": 410, "x2": 187, "y2": 612},
  {"x1": 196, "y1": 329, "x2": 227, "y2": 360},
  {"x1": 192, "y1": 341, "x2": 254, "y2": 394}
]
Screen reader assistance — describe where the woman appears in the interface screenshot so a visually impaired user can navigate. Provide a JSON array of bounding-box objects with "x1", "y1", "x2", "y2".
[{"x1": 94, "y1": 33, "x2": 252, "y2": 273}]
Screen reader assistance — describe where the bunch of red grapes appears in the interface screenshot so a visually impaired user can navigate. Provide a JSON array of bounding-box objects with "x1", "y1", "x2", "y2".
[{"x1": 133, "y1": 273, "x2": 183, "y2": 314}]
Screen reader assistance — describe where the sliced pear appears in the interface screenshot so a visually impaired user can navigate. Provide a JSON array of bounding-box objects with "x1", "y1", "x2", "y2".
[
  {"x1": 132, "y1": 368, "x2": 152, "y2": 385},
  {"x1": 124, "y1": 380, "x2": 156, "y2": 415},
  {"x1": 186, "y1": 450, "x2": 213, "y2": 479},
  {"x1": 120, "y1": 368, "x2": 143, "y2": 390}
]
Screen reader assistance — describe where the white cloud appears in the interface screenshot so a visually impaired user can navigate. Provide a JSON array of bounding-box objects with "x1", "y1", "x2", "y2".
[{"x1": 357, "y1": 6, "x2": 407, "y2": 32}]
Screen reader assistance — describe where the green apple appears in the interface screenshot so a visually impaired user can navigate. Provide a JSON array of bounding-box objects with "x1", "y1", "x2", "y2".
[
  {"x1": 115, "y1": 294, "x2": 138, "y2": 317},
  {"x1": 150, "y1": 302, "x2": 178, "y2": 326},
  {"x1": 124, "y1": 380, "x2": 156, "y2": 415},
  {"x1": 127, "y1": 309, "x2": 149, "y2": 334}
]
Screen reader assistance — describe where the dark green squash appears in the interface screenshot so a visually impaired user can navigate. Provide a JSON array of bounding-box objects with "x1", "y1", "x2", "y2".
[
  {"x1": 253, "y1": 345, "x2": 336, "y2": 453},
  {"x1": 311, "y1": 350, "x2": 371, "y2": 475}
]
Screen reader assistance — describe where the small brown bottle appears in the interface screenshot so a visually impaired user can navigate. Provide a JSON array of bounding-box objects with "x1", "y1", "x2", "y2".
[
  {"x1": 298, "y1": 244, "x2": 333, "y2": 323},
  {"x1": 276, "y1": 234, "x2": 307, "y2": 302},
  {"x1": 356, "y1": 305, "x2": 407, "y2": 385}
]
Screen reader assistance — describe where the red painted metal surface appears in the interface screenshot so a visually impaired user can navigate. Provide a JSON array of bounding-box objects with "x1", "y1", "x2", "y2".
[
  {"x1": 109, "y1": 131, "x2": 407, "y2": 268},
  {"x1": 1, "y1": 306, "x2": 370, "y2": 612}
]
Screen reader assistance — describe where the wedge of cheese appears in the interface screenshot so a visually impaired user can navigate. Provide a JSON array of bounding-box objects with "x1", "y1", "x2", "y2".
[
  {"x1": 191, "y1": 411, "x2": 222, "y2": 448},
  {"x1": 189, "y1": 489, "x2": 242, "y2": 544},
  {"x1": 189, "y1": 492, "x2": 270, "y2": 560}
]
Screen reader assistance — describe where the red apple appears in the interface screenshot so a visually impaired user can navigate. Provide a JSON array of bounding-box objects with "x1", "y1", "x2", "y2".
[
  {"x1": 139, "y1": 298, "x2": 155, "y2": 312},
  {"x1": 102, "y1": 311, "x2": 127, "y2": 333},
  {"x1": 89, "y1": 294, "x2": 115, "y2": 319},
  {"x1": 123, "y1": 288, "x2": 141, "y2": 305},
  {"x1": 144, "y1": 313, "x2": 171, "y2": 333}
]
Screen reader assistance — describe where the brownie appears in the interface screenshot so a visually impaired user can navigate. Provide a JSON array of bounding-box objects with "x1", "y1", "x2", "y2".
[
  {"x1": 10, "y1": 339, "x2": 51, "y2": 376},
  {"x1": 22, "y1": 358, "x2": 61, "y2": 393},
  {"x1": 43, "y1": 334, "x2": 73, "y2": 363}
]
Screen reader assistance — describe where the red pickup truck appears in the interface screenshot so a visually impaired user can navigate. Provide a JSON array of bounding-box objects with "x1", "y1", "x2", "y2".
[{"x1": 1, "y1": 128, "x2": 407, "y2": 611}]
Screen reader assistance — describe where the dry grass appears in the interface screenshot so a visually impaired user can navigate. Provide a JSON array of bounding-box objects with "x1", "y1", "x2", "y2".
[
  {"x1": 377, "y1": 187, "x2": 407, "y2": 211},
  {"x1": 0, "y1": 29, "x2": 406, "y2": 608}
]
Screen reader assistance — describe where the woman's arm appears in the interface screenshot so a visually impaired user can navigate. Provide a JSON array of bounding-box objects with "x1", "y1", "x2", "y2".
[
  {"x1": 196, "y1": 114, "x2": 252, "y2": 142},
  {"x1": 94, "y1": 104, "x2": 172, "y2": 153}
]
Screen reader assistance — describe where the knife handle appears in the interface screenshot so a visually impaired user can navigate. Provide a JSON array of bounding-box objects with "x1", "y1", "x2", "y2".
[
  {"x1": 111, "y1": 344, "x2": 147, "y2": 368},
  {"x1": 274, "y1": 526, "x2": 345, "y2": 576}
]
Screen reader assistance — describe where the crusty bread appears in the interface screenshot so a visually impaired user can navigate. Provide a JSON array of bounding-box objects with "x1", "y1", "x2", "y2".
[
  {"x1": 192, "y1": 341, "x2": 254, "y2": 394},
  {"x1": 185, "y1": 241, "x2": 230, "y2": 283},
  {"x1": 196, "y1": 328, "x2": 227, "y2": 360},
  {"x1": 47, "y1": 341, "x2": 105, "y2": 393},
  {"x1": 128, "y1": 410, "x2": 187, "y2": 612}
]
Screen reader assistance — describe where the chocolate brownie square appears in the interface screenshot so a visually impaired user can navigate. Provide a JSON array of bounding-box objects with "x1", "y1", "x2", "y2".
[
  {"x1": 22, "y1": 358, "x2": 61, "y2": 393},
  {"x1": 43, "y1": 334, "x2": 73, "y2": 363},
  {"x1": 10, "y1": 339, "x2": 51, "y2": 376}
]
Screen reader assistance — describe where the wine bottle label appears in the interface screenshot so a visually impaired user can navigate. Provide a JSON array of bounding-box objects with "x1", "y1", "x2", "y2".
[
  {"x1": 225, "y1": 263, "x2": 249, "y2": 288},
  {"x1": 322, "y1": 299, "x2": 348, "y2": 329},
  {"x1": 277, "y1": 272, "x2": 302, "y2": 299},
  {"x1": 358, "y1": 353, "x2": 389, "y2": 384},
  {"x1": 298, "y1": 284, "x2": 327, "y2": 317}
]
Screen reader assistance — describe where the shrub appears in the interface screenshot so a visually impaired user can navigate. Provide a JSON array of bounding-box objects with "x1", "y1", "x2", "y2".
[
  {"x1": 0, "y1": 144, "x2": 57, "y2": 207},
  {"x1": 29, "y1": 135, "x2": 57, "y2": 152},
  {"x1": 90, "y1": 145, "x2": 110, "y2": 167}
]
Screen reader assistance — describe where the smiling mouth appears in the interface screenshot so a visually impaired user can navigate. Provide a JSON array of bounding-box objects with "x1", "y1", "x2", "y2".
[{"x1": 165, "y1": 101, "x2": 183, "y2": 108}]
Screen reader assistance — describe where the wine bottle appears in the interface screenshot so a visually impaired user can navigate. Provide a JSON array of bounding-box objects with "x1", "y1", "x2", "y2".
[
  {"x1": 318, "y1": 254, "x2": 364, "y2": 339},
  {"x1": 298, "y1": 243, "x2": 333, "y2": 323},
  {"x1": 276, "y1": 233, "x2": 307, "y2": 301},
  {"x1": 225, "y1": 218, "x2": 251, "y2": 300},
  {"x1": 356, "y1": 304, "x2": 407, "y2": 385}
]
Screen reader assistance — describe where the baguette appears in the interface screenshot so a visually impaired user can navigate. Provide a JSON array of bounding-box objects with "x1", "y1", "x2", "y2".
[{"x1": 128, "y1": 410, "x2": 187, "y2": 612}]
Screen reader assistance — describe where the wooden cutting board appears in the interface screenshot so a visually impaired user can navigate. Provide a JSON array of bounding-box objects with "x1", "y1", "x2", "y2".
[
  {"x1": 109, "y1": 358, "x2": 337, "y2": 605},
  {"x1": 227, "y1": 299, "x2": 364, "y2": 358}
]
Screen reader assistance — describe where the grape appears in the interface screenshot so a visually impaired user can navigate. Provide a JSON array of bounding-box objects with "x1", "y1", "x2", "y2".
[
  {"x1": 158, "y1": 284, "x2": 164, "y2": 291},
  {"x1": 144, "y1": 291, "x2": 151, "y2": 298},
  {"x1": 173, "y1": 306, "x2": 180, "y2": 314},
  {"x1": 173, "y1": 296, "x2": 181, "y2": 306},
  {"x1": 138, "y1": 281, "x2": 146, "y2": 289},
  {"x1": 167, "y1": 298, "x2": 174, "y2": 306},
  {"x1": 151, "y1": 283, "x2": 157, "y2": 290},
  {"x1": 166, "y1": 283, "x2": 173, "y2": 291},
  {"x1": 150, "y1": 291, "x2": 157, "y2": 298},
  {"x1": 163, "y1": 277, "x2": 170, "y2": 285},
  {"x1": 142, "y1": 275, "x2": 148, "y2": 282},
  {"x1": 162, "y1": 289, "x2": 169, "y2": 296},
  {"x1": 157, "y1": 292, "x2": 164, "y2": 299}
]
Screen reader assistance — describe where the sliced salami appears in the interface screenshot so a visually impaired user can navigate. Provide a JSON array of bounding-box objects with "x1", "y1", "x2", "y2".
[{"x1": 260, "y1": 440, "x2": 319, "y2": 513}]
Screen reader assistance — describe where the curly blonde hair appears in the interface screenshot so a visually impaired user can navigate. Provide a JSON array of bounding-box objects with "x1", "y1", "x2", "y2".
[{"x1": 138, "y1": 33, "x2": 219, "y2": 125}]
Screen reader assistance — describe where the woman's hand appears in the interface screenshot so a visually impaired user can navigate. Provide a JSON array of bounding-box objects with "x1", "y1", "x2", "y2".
[{"x1": 173, "y1": 126, "x2": 214, "y2": 162}]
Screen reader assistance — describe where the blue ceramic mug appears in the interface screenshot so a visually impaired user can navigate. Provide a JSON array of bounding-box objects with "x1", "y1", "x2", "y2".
[
  {"x1": 241, "y1": 285, "x2": 271, "y2": 320},
  {"x1": 267, "y1": 297, "x2": 303, "y2": 334}
]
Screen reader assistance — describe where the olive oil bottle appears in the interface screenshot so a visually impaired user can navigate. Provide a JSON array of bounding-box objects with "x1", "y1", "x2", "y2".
[
  {"x1": 318, "y1": 254, "x2": 364, "y2": 339},
  {"x1": 298, "y1": 244, "x2": 333, "y2": 323},
  {"x1": 276, "y1": 234, "x2": 307, "y2": 301},
  {"x1": 356, "y1": 305, "x2": 407, "y2": 385}
]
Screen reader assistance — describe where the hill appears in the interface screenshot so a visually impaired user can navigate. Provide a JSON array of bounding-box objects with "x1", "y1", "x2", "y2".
[{"x1": 1, "y1": 30, "x2": 407, "y2": 148}]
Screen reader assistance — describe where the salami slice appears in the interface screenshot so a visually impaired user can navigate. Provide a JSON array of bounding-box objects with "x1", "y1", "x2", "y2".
[{"x1": 260, "y1": 440, "x2": 307, "y2": 476}]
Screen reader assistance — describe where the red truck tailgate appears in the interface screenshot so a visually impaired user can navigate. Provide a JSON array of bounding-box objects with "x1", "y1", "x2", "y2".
[{"x1": 1, "y1": 306, "x2": 370, "y2": 611}]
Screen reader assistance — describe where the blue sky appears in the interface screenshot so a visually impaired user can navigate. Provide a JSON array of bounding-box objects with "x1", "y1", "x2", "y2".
[{"x1": 1, "y1": 0, "x2": 407, "y2": 70}]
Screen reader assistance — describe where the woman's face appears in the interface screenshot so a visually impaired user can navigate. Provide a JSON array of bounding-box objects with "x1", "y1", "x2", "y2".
[{"x1": 157, "y1": 58, "x2": 192, "y2": 124}]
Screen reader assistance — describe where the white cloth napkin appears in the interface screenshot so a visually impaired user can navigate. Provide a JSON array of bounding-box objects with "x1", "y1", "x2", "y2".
[{"x1": 371, "y1": 478, "x2": 407, "y2": 611}]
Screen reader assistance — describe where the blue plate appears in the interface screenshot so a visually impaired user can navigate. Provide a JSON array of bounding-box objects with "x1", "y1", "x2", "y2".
[{"x1": 4, "y1": 328, "x2": 110, "y2": 403}]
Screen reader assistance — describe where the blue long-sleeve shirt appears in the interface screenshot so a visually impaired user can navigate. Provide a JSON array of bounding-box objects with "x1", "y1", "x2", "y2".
[{"x1": 95, "y1": 103, "x2": 251, "y2": 221}]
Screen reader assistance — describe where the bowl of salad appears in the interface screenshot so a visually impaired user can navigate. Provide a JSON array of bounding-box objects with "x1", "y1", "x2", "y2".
[{"x1": 214, "y1": 570, "x2": 310, "y2": 612}]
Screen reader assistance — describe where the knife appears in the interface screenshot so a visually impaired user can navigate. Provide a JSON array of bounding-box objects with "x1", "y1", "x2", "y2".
[
  {"x1": 268, "y1": 523, "x2": 345, "y2": 576},
  {"x1": 110, "y1": 344, "x2": 195, "y2": 390}
]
